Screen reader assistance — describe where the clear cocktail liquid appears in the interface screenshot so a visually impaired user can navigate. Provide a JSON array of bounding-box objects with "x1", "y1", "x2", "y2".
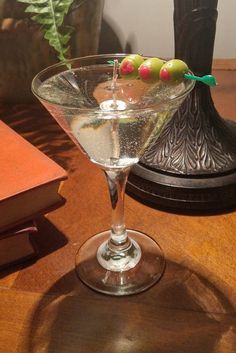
[{"x1": 38, "y1": 65, "x2": 184, "y2": 169}]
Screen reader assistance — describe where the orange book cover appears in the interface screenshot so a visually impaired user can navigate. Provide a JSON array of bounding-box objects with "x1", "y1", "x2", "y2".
[{"x1": 0, "y1": 121, "x2": 68, "y2": 231}]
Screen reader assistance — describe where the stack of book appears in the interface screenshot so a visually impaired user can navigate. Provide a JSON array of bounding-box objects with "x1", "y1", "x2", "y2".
[{"x1": 0, "y1": 121, "x2": 67, "y2": 269}]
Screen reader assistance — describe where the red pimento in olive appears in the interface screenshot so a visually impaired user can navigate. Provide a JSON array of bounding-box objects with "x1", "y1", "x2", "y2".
[
  {"x1": 119, "y1": 54, "x2": 144, "y2": 79},
  {"x1": 138, "y1": 57, "x2": 164, "y2": 83},
  {"x1": 160, "y1": 59, "x2": 189, "y2": 84}
]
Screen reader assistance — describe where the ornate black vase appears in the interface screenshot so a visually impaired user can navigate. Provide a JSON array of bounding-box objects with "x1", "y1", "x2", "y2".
[{"x1": 127, "y1": 0, "x2": 236, "y2": 212}]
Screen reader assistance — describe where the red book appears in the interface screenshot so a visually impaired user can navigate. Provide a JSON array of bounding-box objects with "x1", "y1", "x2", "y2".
[
  {"x1": 0, "y1": 121, "x2": 68, "y2": 232},
  {"x1": 0, "y1": 220, "x2": 38, "y2": 269}
]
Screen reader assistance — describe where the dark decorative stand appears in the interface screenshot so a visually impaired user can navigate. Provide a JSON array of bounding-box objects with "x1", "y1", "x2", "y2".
[{"x1": 127, "y1": 0, "x2": 236, "y2": 212}]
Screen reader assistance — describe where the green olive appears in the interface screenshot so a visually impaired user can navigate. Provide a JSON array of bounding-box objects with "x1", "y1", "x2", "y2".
[
  {"x1": 160, "y1": 59, "x2": 189, "y2": 84},
  {"x1": 138, "y1": 57, "x2": 164, "y2": 82},
  {"x1": 119, "y1": 54, "x2": 144, "y2": 79}
]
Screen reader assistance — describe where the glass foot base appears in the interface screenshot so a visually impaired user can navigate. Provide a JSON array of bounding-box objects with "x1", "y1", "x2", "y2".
[{"x1": 75, "y1": 229, "x2": 165, "y2": 296}]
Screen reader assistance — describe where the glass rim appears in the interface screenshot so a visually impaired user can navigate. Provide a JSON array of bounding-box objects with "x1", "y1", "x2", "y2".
[{"x1": 31, "y1": 53, "x2": 195, "y2": 114}]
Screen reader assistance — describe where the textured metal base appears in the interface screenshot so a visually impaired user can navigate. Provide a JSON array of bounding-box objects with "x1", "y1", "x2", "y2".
[
  {"x1": 126, "y1": 0, "x2": 236, "y2": 214},
  {"x1": 127, "y1": 164, "x2": 236, "y2": 213}
]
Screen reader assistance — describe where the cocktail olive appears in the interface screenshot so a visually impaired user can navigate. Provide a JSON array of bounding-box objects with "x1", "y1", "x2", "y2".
[
  {"x1": 138, "y1": 57, "x2": 164, "y2": 82},
  {"x1": 119, "y1": 54, "x2": 144, "y2": 79},
  {"x1": 160, "y1": 59, "x2": 189, "y2": 84}
]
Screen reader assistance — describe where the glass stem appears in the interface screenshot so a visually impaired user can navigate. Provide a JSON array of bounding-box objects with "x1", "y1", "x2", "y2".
[{"x1": 104, "y1": 168, "x2": 131, "y2": 250}]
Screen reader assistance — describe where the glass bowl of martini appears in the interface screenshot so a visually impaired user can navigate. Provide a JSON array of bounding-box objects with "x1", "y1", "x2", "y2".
[{"x1": 32, "y1": 54, "x2": 195, "y2": 296}]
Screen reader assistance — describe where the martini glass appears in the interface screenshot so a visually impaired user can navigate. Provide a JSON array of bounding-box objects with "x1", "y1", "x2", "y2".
[{"x1": 32, "y1": 54, "x2": 195, "y2": 296}]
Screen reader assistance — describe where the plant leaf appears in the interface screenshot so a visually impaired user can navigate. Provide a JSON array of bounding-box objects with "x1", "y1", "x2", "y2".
[{"x1": 17, "y1": 0, "x2": 74, "y2": 62}]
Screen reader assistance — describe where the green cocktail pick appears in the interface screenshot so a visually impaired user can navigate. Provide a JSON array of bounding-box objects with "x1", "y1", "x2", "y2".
[{"x1": 184, "y1": 73, "x2": 217, "y2": 87}]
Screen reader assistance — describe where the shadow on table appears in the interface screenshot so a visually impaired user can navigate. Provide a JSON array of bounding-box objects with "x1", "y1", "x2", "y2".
[{"x1": 21, "y1": 258, "x2": 235, "y2": 353}]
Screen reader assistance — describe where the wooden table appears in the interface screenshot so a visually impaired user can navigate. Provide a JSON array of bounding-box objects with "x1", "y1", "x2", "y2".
[{"x1": 0, "y1": 70, "x2": 235, "y2": 353}]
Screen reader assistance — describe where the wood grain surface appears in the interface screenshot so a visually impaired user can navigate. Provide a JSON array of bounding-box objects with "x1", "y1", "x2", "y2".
[{"x1": 0, "y1": 70, "x2": 235, "y2": 353}]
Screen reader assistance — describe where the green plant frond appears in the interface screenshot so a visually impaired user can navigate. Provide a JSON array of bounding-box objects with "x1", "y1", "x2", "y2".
[
  {"x1": 25, "y1": 5, "x2": 49, "y2": 14},
  {"x1": 17, "y1": 0, "x2": 74, "y2": 62},
  {"x1": 31, "y1": 14, "x2": 54, "y2": 25},
  {"x1": 17, "y1": 0, "x2": 48, "y2": 5}
]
